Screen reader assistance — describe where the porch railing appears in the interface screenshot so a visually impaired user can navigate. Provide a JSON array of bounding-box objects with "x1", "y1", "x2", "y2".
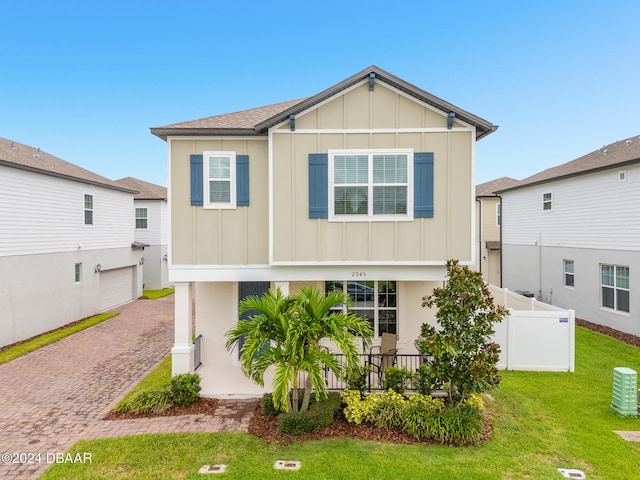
[
  {"x1": 320, "y1": 353, "x2": 424, "y2": 391},
  {"x1": 193, "y1": 334, "x2": 202, "y2": 371}
]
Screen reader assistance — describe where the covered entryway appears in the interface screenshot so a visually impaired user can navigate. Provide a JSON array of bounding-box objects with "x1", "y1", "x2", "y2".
[{"x1": 99, "y1": 266, "x2": 135, "y2": 311}]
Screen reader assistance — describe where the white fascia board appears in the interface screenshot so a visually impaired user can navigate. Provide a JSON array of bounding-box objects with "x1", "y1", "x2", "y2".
[{"x1": 168, "y1": 264, "x2": 450, "y2": 283}]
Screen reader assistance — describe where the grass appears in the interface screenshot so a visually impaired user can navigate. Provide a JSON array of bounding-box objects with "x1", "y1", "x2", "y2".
[
  {"x1": 114, "y1": 355, "x2": 172, "y2": 412},
  {"x1": 41, "y1": 326, "x2": 640, "y2": 479},
  {"x1": 0, "y1": 312, "x2": 118, "y2": 365},
  {"x1": 142, "y1": 288, "x2": 174, "y2": 299}
]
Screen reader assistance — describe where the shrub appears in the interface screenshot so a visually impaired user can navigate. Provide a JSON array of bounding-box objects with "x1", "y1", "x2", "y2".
[
  {"x1": 262, "y1": 393, "x2": 283, "y2": 416},
  {"x1": 436, "y1": 403, "x2": 484, "y2": 445},
  {"x1": 279, "y1": 392, "x2": 341, "y2": 434},
  {"x1": 412, "y1": 364, "x2": 435, "y2": 395},
  {"x1": 169, "y1": 373, "x2": 201, "y2": 406},
  {"x1": 381, "y1": 367, "x2": 413, "y2": 395},
  {"x1": 368, "y1": 389, "x2": 406, "y2": 429},
  {"x1": 127, "y1": 389, "x2": 173, "y2": 414},
  {"x1": 345, "y1": 365, "x2": 370, "y2": 396},
  {"x1": 402, "y1": 394, "x2": 446, "y2": 440}
]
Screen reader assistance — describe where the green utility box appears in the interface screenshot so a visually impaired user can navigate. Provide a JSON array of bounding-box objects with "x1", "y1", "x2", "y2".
[{"x1": 611, "y1": 367, "x2": 637, "y2": 417}]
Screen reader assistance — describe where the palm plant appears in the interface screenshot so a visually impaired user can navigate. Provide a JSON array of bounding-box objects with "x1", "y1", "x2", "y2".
[{"x1": 225, "y1": 286, "x2": 373, "y2": 413}]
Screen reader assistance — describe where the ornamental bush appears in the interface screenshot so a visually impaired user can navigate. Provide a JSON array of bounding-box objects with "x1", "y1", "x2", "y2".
[
  {"x1": 169, "y1": 373, "x2": 201, "y2": 406},
  {"x1": 127, "y1": 389, "x2": 173, "y2": 414},
  {"x1": 279, "y1": 392, "x2": 341, "y2": 434}
]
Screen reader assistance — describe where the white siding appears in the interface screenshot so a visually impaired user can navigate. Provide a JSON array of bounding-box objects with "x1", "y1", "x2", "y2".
[
  {"x1": 502, "y1": 165, "x2": 640, "y2": 250},
  {"x1": 0, "y1": 166, "x2": 135, "y2": 256},
  {"x1": 133, "y1": 200, "x2": 167, "y2": 246}
]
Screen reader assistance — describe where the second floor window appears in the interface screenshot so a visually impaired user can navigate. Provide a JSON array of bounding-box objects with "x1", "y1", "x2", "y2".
[
  {"x1": 329, "y1": 149, "x2": 412, "y2": 221},
  {"x1": 204, "y1": 151, "x2": 236, "y2": 208},
  {"x1": 135, "y1": 208, "x2": 148, "y2": 229},
  {"x1": 543, "y1": 192, "x2": 552, "y2": 211},
  {"x1": 84, "y1": 194, "x2": 93, "y2": 225}
]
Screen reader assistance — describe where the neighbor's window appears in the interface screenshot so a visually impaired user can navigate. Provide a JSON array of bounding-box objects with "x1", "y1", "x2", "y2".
[
  {"x1": 496, "y1": 203, "x2": 501, "y2": 226},
  {"x1": 564, "y1": 260, "x2": 574, "y2": 287},
  {"x1": 135, "y1": 208, "x2": 148, "y2": 229},
  {"x1": 75, "y1": 263, "x2": 82, "y2": 283},
  {"x1": 329, "y1": 149, "x2": 412, "y2": 221},
  {"x1": 84, "y1": 194, "x2": 93, "y2": 225},
  {"x1": 203, "y1": 151, "x2": 236, "y2": 208},
  {"x1": 543, "y1": 192, "x2": 552, "y2": 211},
  {"x1": 325, "y1": 280, "x2": 397, "y2": 337},
  {"x1": 601, "y1": 264, "x2": 629, "y2": 312}
]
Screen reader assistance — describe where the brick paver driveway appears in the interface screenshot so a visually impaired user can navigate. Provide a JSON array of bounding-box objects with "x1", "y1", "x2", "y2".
[{"x1": 0, "y1": 295, "x2": 255, "y2": 479}]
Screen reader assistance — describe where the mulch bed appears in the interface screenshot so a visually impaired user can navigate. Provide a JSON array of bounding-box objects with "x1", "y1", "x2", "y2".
[
  {"x1": 576, "y1": 318, "x2": 640, "y2": 348},
  {"x1": 104, "y1": 397, "x2": 219, "y2": 420}
]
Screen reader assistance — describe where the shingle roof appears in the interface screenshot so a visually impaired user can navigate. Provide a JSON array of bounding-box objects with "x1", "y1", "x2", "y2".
[
  {"x1": 476, "y1": 176, "x2": 520, "y2": 196},
  {"x1": 498, "y1": 134, "x2": 640, "y2": 193},
  {"x1": 151, "y1": 65, "x2": 497, "y2": 141},
  {"x1": 114, "y1": 177, "x2": 167, "y2": 200},
  {"x1": 0, "y1": 137, "x2": 136, "y2": 193}
]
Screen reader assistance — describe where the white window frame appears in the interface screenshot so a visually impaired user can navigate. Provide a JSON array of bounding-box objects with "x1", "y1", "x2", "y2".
[
  {"x1": 563, "y1": 260, "x2": 574, "y2": 288},
  {"x1": 496, "y1": 202, "x2": 501, "y2": 226},
  {"x1": 325, "y1": 280, "x2": 398, "y2": 338},
  {"x1": 328, "y1": 149, "x2": 414, "y2": 222},
  {"x1": 84, "y1": 194, "x2": 94, "y2": 225},
  {"x1": 135, "y1": 207, "x2": 148, "y2": 229},
  {"x1": 600, "y1": 264, "x2": 630, "y2": 313},
  {"x1": 203, "y1": 151, "x2": 236, "y2": 209},
  {"x1": 75, "y1": 263, "x2": 82, "y2": 283},
  {"x1": 542, "y1": 192, "x2": 552, "y2": 211}
]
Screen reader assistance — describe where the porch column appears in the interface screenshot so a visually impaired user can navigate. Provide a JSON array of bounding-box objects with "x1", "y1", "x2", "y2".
[
  {"x1": 172, "y1": 281, "x2": 194, "y2": 375},
  {"x1": 275, "y1": 281, "x2": 290, "y2": 296}
]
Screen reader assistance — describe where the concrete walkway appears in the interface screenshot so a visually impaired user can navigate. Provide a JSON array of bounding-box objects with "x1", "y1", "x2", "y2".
[{"x1": 0, "y1": 295, "x2": 255, "y2": 479}]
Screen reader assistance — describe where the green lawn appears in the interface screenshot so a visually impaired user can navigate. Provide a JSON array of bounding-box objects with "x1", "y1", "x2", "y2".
[
  {"x1": 142, "y1": 288, "x2": 174, "y2": 299},
  {"x1": 0, "y1": 312, "x2": 118, "y2": 365},
  {"x1": 41, "y1": 326, "x2": 640, "y2": 479}
]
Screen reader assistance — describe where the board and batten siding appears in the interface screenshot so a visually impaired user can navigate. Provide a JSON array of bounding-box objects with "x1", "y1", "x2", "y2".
[
  {"x1": 0, "y1": 166, "x2": 135, "y2": 256},
  {"x1": 502, "y1": 165, "x2": 640, "y2": 251}
]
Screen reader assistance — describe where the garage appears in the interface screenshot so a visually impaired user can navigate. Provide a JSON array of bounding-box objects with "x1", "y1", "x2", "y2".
[{"x1": 99, "y1": 266, "x2": 135, "y2": 311}]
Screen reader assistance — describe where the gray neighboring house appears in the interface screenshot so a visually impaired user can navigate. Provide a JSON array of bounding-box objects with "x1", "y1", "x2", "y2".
[
  {"x1": 114, "y1": 177, "x2": 170, "y2": 290},
  {"x1": 498, "y1": 135, "x2": 640, "y2": 336},
  {"x1": 0, "y1": 137, "x2": 144, "y2": 348}
]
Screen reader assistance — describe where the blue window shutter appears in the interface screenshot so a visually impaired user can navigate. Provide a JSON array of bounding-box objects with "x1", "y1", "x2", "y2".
[
  {"x1": 236, "y1": 155, "x2": 249, "y2": 206},
  {"x1": 190, "y1": 154, "x2": 203, "y2": 206},
  {"x1": 414, "y1": 152, "x2": 434, "y2": 218},
  {"x1": 308, "y1": 153, "x2": 328, "y2": 218}
]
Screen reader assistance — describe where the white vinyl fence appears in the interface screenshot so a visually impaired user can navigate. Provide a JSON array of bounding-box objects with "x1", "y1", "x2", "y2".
[{"x1": 489, "y1": 285, "x2": 575, "y2": 372}]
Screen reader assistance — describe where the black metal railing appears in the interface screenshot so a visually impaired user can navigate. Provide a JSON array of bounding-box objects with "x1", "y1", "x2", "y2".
[
  {"x1": 193, "y1": 334, "x2": 202, "y2": 371},
  {"x1": 316, "y1": 353, "x2": 424, "y2": 392}
]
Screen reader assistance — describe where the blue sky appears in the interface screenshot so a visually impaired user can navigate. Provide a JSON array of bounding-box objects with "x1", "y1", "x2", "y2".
[{"x1": 2, "y1": 1, "x2": 639, "y2": 187}]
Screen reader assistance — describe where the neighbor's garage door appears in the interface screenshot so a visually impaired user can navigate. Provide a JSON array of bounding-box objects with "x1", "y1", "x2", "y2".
[{"x1": 99, "y1": 266, "x2": 134, "y2": 311}]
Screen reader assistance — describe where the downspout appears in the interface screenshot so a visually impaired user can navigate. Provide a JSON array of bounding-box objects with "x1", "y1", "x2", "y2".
[
  {"x1": 476, "y1": 197, "x2": 482, "y2": 275},
  {"x1": 498, "y1": 195, "x2": 503, "y2": 288}
]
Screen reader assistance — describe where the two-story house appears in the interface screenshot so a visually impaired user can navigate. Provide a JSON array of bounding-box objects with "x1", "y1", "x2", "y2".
[
  {"x1": 0, "y1": 137, "x2": 144, "y2": 348},
  {"x1": 151, "y1": 66, "x2": 497, "y2": 396},
  {"x1": 475, "y1": 177, "x2": 519, "y2": 286},
  {"x1": 498, "y1": 135, "x2": 640, "y2": 336},
  {"x1": 114, "y1": 177, "x2": 170, "y2": 290}
]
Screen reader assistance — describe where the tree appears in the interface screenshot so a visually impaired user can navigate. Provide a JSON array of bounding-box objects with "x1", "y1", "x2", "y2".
[
  {"x1": 418, "y1": 259, "x2": 506, "y2": 404},
  {"x1": 225, "y1": 286, "x2": 373, "y2": 413}
]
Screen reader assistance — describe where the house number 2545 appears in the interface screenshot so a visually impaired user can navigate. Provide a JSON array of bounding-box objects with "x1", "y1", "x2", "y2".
[{"x1": 351, "y1": 271, "x2": 367, "y2": 278}]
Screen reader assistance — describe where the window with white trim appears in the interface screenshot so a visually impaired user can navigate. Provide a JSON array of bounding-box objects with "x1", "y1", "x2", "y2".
[
  {"x1": 325, "y1": 280, "x2": 397, "y2": 337},
  {"x1": 135, "y1": 208, "x2": 148, "y2": 229},
  {"x1": 84, "y1": 194, "x2": 93, "y2": 225},
  {"x1": 601, "y1": 264, "x2": 629, "y2": 312},
  {"x1": 543, "y1": 192, "x2": 552, "y2": 211},
  {"x1": 75, "y1": 263, "x2": 82, "y2": 283},
  {"x1": 563, "y1": 260, "x2": 574, "y2": 287},
  {"x1": 329, "y1": 149, "x2": 413, "y2": 221},
  {"x1": 203, "y1": 151, "x2": 236, "y2": 208},
  {"x1": 496, "y1": 203, "x2": 501, "y2": 226}
]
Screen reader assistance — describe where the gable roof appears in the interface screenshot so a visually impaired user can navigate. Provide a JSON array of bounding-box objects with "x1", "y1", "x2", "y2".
[
  {"x1": 476, "y1": 176, "x2": 520, "y2": 197},
  {"x1": 150, "y1": 65, "x2": 497, "y2": 141},
  {"x1": 0, "y1": 137, "x2": 136, "y2": 193},
  {"x1": 114, "y1": 177, "x2": 167, "y2": 200},
  {"x1": 498, "y1": 134, "x2": 640, "y2": 193}
]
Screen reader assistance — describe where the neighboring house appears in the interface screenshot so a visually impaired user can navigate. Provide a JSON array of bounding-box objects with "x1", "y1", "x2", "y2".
[
  {"x1": 114, "y1": 177, "x2": 170, "y2": 290},
  {"x1": 150, "y1": 65, "x2": 497, "y2": 396},
  {"x1": 0, "y1": 137, "x2": 144, "y2": 348},
  {"x1": 498, "y1": 135, "x2": 640, "y2": 336},
  {"x1": 474, "y1": 177, "x2": 519, "y2": 286}
]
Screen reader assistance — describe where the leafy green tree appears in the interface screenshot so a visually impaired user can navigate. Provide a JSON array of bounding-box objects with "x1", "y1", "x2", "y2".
[
  {"x1": 418, "y1": 259, "x2": 506, "y2": 404},
  {"x1": 225, "y1": 286, "x2": 373, "y2": 413}
]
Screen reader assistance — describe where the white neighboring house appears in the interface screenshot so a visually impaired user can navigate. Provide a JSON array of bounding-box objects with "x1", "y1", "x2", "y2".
[
  {"x1": 498, "y1": 135, "x2": 640, "y2": 336},
  {"x1": 114, "y1": 177, "x2": 169, "y2": 290},
  {"x1": 0, "y1": 137, "x2": 144, "y2": 348}
]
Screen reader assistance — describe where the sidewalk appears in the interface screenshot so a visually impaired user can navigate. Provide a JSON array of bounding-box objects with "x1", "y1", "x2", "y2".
[{"x1": 0, "y1": 295, "x2": 255, "y2": 479}]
